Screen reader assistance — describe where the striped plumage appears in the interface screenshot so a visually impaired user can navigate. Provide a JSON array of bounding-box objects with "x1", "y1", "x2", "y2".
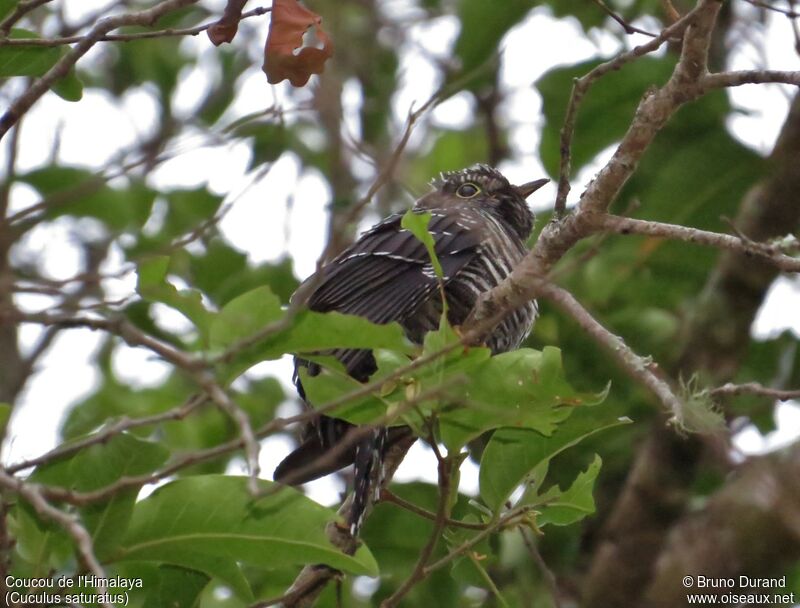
[{"x1": 274, "y1": 164, "x2": 548, "y2": 535}]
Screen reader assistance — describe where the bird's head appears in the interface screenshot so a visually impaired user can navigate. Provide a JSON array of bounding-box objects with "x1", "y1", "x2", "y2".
[{"x1": 415, "y1": 164, "x2": 548, "y2": 239}]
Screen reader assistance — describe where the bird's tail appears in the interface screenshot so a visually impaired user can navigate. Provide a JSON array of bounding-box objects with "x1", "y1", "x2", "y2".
[{"x1": 274, "y1": 420, "x2": 413, "y2": 534}]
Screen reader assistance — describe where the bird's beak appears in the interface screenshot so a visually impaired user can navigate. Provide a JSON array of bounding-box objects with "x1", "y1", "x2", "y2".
[{"x1": 515, "y1": 178, "x2": 550, "y2": 198}]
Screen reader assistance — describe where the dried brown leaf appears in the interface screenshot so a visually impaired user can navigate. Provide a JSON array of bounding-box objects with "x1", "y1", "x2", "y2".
[
  {"x1": 263, "y1": 0, "x2": 334, "y2": 87},
  {"x1": 207, "y1": 0, "x2": 249, "y2": 46}
]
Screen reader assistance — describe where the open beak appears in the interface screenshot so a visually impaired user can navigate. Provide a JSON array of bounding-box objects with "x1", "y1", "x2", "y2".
[{"x1": 515, "y1": 178, "x2": 550, "y2": 199}]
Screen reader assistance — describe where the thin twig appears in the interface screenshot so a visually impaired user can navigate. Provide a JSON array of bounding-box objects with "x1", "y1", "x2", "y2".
[
  {"x1": 0, "y1": 6, "x2": 271, "y2": 47},
  {"x1": 380, "y1": 456, "x2": 454, "y2": 607},
  {"x1": 520, "y1": 528, "x2": 562, "y2": 608},
  {"x1": 6, "y1": 395, "x2": 205, "y2": 474},
  {"x1": 380, "y1": 489, "x2": 486, "y2": 530},
  {"x1": 0, "y1": 0, "x2": 53, "y2": 37},
  {"x1": 591, "y1": 0, "x2": 658, "y2": 36},
  {"x1": 422, "y1": 505, "x2": 539, "y2": 576},
  {"x1": 708, "y1": 382, "x2": 800, "y2": 401},
  {"x1": 743, "y1": 0, "x2": 800, "y2": 18}
]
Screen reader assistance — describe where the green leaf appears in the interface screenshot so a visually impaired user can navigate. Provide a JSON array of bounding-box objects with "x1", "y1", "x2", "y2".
[
  {"x1": 20, "y1": 166, "x2": 155, "y2": 228},
  {"x1": 535, "y1": 455, "x2": 603, "y2": 527},
  {"x1": 144, "y1": 565, "x2": 210, "y2": 608},
  {"x1": 402, "y1": 210, "x2": 444, "y2": 279},
  {"x1": 210, "y1": 285, "x2": 413, "y2": 381},
  {"x1": 8, "y1": 504, "x2": 73, "y2": 573},
  {"x1": 0, "y1": 29, "x2": 59, "y2": 76},
  {"x1": 62, "y1": 368, "x2": 192, "y2": 440},
  {"x1": 233, "y1": 121, "x2": 289, "y2": 171},
  {"x1": 117, "y1": 476, "x2": 379, "y2": 579},
  {"x1": 479, "y1": 410, "x2": 628, "y2": 511},
  {"x1": 408, "y1": 128, "x2": 489, "y2": 186},
  {"x1": 209, "y1": 285, "x2": 283, "y2": 350},
  {"x1": 136, "y1": 256, "x2": 214, "y2": 344},
  {"x1": 0, "y1": 29, "x2": 84, "y2": 101},
  {"x1": 361, "y1": 482, "x2": 474, "y2": 578},
  {"x1": 439, "y1": 347, "x2": 608, "y2": 449}
]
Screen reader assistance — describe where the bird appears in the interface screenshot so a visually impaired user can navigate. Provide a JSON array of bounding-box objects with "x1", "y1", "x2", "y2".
[{"x1": 274, "y1": 164, "x2": 548, "y2": 535}]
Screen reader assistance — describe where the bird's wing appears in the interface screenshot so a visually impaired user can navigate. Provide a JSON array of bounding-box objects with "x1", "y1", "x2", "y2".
[{"x1": 307, "y1": 210, "x2": 482, "y2": 323}]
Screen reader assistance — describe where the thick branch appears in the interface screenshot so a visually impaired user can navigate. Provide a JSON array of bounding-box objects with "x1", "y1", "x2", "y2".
[
  {"x1": 703, "y1": 69, "x2": 800, "y2": 89},
  {"x1": 584, "y1": 90, "x2": 800, "y2": 608},
  {"x1": 463, "y1": 0, "x2": 725, "y2": 420}
]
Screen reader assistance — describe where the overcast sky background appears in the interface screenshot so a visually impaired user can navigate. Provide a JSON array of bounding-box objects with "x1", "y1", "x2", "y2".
[{"x1": 2, "y1": 0, "x2": 800, "y2": 505}]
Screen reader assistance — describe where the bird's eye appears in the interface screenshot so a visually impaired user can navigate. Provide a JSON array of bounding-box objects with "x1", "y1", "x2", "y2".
[{"x1": 456, "y1": 183, "x2": 480, "y2": 198}]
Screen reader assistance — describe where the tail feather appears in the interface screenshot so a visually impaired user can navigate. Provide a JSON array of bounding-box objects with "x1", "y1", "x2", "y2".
[
  {"x1": 273, "y1": 423, "x2": 414, "y2": 490},
  {"x1": 273, "y1": 433, "x2": 358, "y2": 486}
]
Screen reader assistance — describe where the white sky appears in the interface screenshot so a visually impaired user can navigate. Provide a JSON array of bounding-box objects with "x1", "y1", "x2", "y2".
[{"x1": 1, "y1": 2, "x2": 799, "y2": 503}]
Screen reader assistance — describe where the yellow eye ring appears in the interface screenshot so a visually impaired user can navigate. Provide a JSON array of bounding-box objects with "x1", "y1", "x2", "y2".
[{"x1": 456, "y1": 183, "x2": 480, "y2": 198}]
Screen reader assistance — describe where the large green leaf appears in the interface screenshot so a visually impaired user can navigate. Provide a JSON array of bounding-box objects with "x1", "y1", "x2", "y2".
[
  {"x1": 479, "y1": 409, "x2": 629, "y2": 511},
  {"x1": 143, "y1": 565, "x2": 211, "y2": 608},
  {"x1": 0, "y1": 29, "x2": 83, "y2": 101},
  {"x1": 209, "y1": 285, "x2": 413, "y2": 381},
  {"x1": 20, "y1": 166, "x2": 155, "y2": 228},
  {"x1": 29, "y1": 433, "x2": 168, "y2": 558},
  {"x1": 298, "y1": 365, "x2": 386, "y2": 424},
  {"x1": 163, "y1": 188, "x2": 224, "y2": 236},
  {"x1": 439, "y1": 346, "x2": 609, "y2": 449},
  {"x1": 117, "y1": 476, "x2": 379, "y2": 580}
]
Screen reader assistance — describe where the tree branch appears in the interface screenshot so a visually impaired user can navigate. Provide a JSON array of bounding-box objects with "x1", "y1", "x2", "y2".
[
  {"x1": 463, "y1": 0, "x2": 726, "y2": 422},
  {"x1": 0, "y1": 0, "x2": 53, "y2": 37},
  {"x1": 0, "y1": 6, "x2": 272, "y2": 47},
  {"x1": 599, "y1": 214, "x2": 800, "y2": 272},
  {"x1": 0, "y1": 470, "x2": 112, "y2": 607},
  {"x1": 535, "y1": 280, "x2": 686, "y2": 424},
  {"x1": 380, "y1": 456, "x2": 454, "y2": 608},
  {"x1": 702, "y1": 69, "x2": 800, "y2": 89},
  {"x1": 0, "y1": 0, "x2": 199, "y2": 142},
  {"x1": 709, "y1": 382, "x2": 800, "y2": 401},
  {"x1": 553, "y1": 5, "x2": 701, "y2": 215}
]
